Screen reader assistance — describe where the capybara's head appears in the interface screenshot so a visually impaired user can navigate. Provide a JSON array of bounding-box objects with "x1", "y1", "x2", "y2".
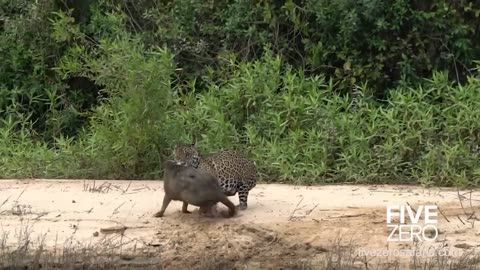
[{"x1": 163, "y1": 159, "x2": 186, "y2": 173}]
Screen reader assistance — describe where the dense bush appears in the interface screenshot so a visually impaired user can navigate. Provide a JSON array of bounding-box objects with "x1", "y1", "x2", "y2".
[
  {"x1": 99, "y1": 0, "x2": 480, "y2": 96},
  {"x1": 0, "y1": 1, "x2": 479, "y2": 186},
  {"x1": 170, "y1": 52, "x2": 480, "y2": 186}
]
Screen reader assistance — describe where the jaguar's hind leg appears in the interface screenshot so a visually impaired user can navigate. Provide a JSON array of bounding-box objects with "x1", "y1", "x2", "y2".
[
  {"x1": 237, "y1": 182, "x2": 249, "y2": 210},
  {"x1": 220, "y1": 179, "x2": 237, "y2": 196}
]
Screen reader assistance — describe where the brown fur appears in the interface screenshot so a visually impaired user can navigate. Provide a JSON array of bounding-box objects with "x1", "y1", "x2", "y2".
[{"x1": 153, "y1": 160, "x2": 236, "y2": 218}]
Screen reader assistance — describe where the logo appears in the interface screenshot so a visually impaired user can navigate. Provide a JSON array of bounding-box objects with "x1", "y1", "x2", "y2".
[{"x1": 386, "y1": 205, "x2": 438, "y2": 242}]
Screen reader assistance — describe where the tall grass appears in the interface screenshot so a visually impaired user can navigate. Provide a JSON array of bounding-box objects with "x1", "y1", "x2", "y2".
[
  {"x1": 172, "y1": 52, "x2": 480, "y2": 187},
  {"x1": 0, "y1": 9, "x2": 479, "y2": 186}
]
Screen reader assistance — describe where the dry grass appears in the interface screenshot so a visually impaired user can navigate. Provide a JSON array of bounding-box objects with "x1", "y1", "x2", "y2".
[
  {"x1": 83, "y1": 180, "x2": 113, "y2": 193},
  {"x1": 0, "y1": 223, "x2": 478, "y2": 270},
  {"x1": 313, "y1": 239, "x2": 480, "y2": 270},
  {"x1": 273, "y1": 250, "x2": 479, "y2": 270},
  {"x1": 0, "y1": 221, "x2": 162, "y2": 270}
]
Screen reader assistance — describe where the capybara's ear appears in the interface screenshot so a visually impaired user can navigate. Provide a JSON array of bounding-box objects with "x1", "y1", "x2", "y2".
[{"x1": 164, "y1": 159, "x2": 175, "y2": 167}]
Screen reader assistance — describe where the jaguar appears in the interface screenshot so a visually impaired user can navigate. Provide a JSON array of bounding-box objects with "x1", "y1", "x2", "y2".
[{"x1": 173, "y1": 144, "x2": 258, "y2": 210}]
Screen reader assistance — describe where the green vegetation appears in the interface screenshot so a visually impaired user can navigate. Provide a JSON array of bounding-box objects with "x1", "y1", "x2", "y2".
[{"x1": 1, "y1": 0, "x2": 480, "y2": 186}]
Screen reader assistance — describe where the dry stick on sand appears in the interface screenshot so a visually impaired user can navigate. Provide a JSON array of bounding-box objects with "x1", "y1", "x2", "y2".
[
  {"x1": 100, "y1": 225, "x2": 128, "y2": 235},
  {"x1": 288, "y1": 198, "x2": 319, "y2": 221},
  {"x1": 468, "y1": 191, "x2": 475, "y2": 217},
  {"x1": 288, "y1": 197, "x2": 304, "y2": 221},
  {"x1": 305, "y1": 203, "x2": 319, "y2": 216},
  {"x1": 111, "y1": 201, "x2": 127, "y2": 217},
  {"x1": 122, "y1": 181, "x2": 132, "y2": 194},
  {"x1": 16, "y1": 187, "x2": 28, "y2": 201},
  {"x1": 465, "y1": 190, "x2": 478, "y2": 224},
  {"x1": 10, "y1": 187, "x2": 28, "y2": 211},
  {"x1": 457, "y1": 215, "x2": 466, "y2": 225},
  {"x1": 406, "y1": 201, "x2": 417, "y2": 216},
  {"x1": 457, "y1": 189, "x2": 472, "y2": 216},
  {"x1": 0, "y1": 195, "x2": 11, "y2": 208},
  {"x1": 329, "y1": 213, "x2": 366, "y2": 219},
  {"x1": 435, "y1": 203, "x2": 450, "y2": 223},
  {"x1": 457, "y1": 188, "x2": 477, "y2": 228}
]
